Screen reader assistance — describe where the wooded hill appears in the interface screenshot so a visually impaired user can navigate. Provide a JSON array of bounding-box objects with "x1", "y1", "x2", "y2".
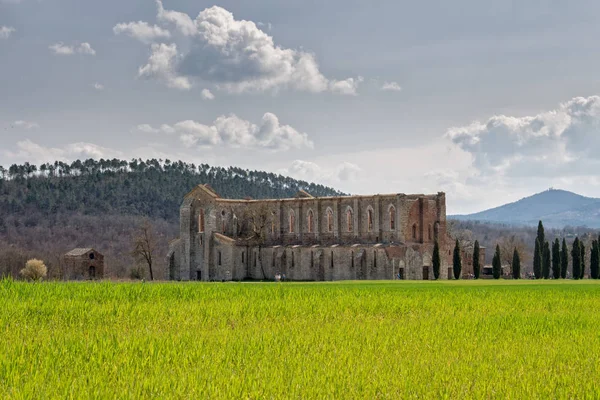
[{"x1": 0, "y1": 159, "x2": 344, "y2": 279}]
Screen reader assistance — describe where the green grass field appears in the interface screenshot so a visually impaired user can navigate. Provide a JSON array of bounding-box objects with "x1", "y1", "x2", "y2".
[{"x1": 2, "y1": 279, "x2": 600, "y2": 399}]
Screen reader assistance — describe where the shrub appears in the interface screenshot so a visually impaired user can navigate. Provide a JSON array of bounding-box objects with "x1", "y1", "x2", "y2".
[{"x1": 20, "y1": 259, "x2": 47, "y2": 282}]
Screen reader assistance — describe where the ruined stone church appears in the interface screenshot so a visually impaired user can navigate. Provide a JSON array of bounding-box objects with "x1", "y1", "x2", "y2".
[{"x1": 167, "y1": 184, "x2": 460, "y2": 281}]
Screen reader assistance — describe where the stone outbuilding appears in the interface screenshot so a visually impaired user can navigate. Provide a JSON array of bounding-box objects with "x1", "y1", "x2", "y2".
[{"x1": 63, "y1": 248, "x2": 104, "y2": 280}]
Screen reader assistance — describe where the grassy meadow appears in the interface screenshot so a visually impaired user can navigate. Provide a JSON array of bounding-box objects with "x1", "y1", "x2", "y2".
[{"x1": 1, "y1": 279, "x2": 600, "y2": 398}]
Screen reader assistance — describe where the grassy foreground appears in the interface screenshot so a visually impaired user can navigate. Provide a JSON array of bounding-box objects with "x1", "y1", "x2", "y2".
[{"x1": 1, "y1": 280, "x2": 600, "y2": 399}]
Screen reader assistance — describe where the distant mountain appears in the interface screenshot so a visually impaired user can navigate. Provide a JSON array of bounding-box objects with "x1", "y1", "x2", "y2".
[{"x1": 452, "y1": 189, "x2": 600, "y2": 228}]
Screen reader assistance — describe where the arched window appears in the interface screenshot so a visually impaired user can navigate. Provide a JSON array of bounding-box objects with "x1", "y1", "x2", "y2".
[
  {"x1": 326, "y1": 208, "x2": 333, "y2": 232},
  {"x1": 412, "y1": 224, "x2": 417, "y2": 240},
  {"x1": 221, "y1": 210, "x2": 226, "y2": 233},
  {"x1": 367, "y1": 208, "x2": 374, "y2": 232},
  {"x1": 233, "y1": 215, "x2": 238, "y2": 234},
  {"x1": 428, "y1": 224, "x2": 432, "y2": 241},
  {"x1": 346, "y1": 208, "x2": 353, "y2": 232},
  {"x1": 307, "y1": 210, "x2": 314, "y2": 233},
  {"x1": 198, "y1": 209, "x2": 205, "y2": 233},
  {"x1": 271, "y1": 212, "x2": 276, "y2": 235},
  {"x1": 289, "y1": 210, "x2": 295, "y2": 233},
  {"x1": 389, "y1": 206, "x2": 396, "y2": 230}
]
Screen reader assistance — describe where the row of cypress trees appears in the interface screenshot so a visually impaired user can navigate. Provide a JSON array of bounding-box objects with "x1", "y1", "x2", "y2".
[
  {"x1": 534, "y1": 221, "x2": 600, "y2": 279},
  {"x1": 430, "y1": 221, "x2": 600, "y2": 280}
]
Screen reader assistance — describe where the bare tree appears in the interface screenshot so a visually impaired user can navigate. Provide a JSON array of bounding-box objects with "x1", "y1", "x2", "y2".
[
  {"x1": 240, "y1": 204, "x2": 271, "y2": 279},
  {"x1": 447, "y1": 220, "x2": 475, "y2": 253},
  {"x1": 131, "y1": 219, "x2": 158, "y2": 281},
  {"x1": 498, "y1": 235, "x2": 530, "y2": 271}
]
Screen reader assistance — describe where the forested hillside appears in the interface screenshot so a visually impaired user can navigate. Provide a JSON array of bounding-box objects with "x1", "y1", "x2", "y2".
[{"x1": 0, "y1": 159, "x2": 344, "y2": 279}]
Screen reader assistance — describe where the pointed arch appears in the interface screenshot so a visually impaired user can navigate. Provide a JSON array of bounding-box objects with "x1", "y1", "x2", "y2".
[
  {"x1": 326, "y1": 208, "x2": 334, "y2": 232},
  {"x1": 198, "y1": 209, "x2": 205, "y2": 233},
  {"x1": 367, "y1": 207, "x2": 374, "y2": 232},
  {"x1": 388, "y1": 205, "x2": 396, "y2": 230},
  {"x1": 346, "y1": 207, "x2": 354, "y2": 232},
  {"x1": 412, "y1": 223, "x2": 417, "y2": 240},
  {"x1": 289, "y1": 210, "x2": 295, "y2": 233},
  {"x1": 307, "y1": 209, "x2": 314, "y2": 233}
]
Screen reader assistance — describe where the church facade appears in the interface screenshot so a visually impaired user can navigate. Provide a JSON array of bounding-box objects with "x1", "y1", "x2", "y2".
[{"x1": 167, "y1": 184, "x2": 459, "y2": 281}]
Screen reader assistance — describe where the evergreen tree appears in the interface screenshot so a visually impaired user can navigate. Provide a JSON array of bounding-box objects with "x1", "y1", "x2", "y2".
[
  {"x1": 512, "y1": 248, "x2": 521, "y2": 279},
  {"x1": 561, "y1": 238, "x2": 569, "y2": 279},
  {"x1": 492, "y1": 245, "x2": 502, "y2": 279},
  {"x1": 572, "y1": 237, "x2": 581, "y2": 280},
  {"x1": 542, "y1": 241, "x2": 551, "y2": 279},
  {"x1": 432, "y1": 240, "x2": 441, "y2": 280},
  {"x1": 473, "y1": 240, "x2": 481, "y2": 279},
  {"x1": 551, "y1": 238, "x2": 561, "y2": 279},
  {"x1": 536, "y1": 221, "x2": 545, "y2": 253},
  {"x1": 453, "y1": 239, "x2": 462, "y2": 280},
  {"x1": 580, "y1": 241, "x2": 586, "y2": 279},
  {"x1": 533, "y1": 238, "x2": 542, "y2": 279},
  {"x1": 590, "y1": 240, "x2": 599, "y2": 280}
]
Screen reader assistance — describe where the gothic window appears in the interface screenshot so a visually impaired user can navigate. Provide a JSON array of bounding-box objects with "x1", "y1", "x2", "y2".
[
  {"x1": 326, "y1": 208, "x2": 333, "y2": 232},
  {"x1": 367, "y1": 208, "x2": 374, "y2": 232},
  {"x1": 428, "y1": 224, "x2": 433, "y2": 241},
  {"x1": 289, "y1": 210, "x2": 295, "y2": 233},
  {"x1": 221, "y1": 210, "x2": 226, "y2": 233},
  {"x1": 271, "y1": 212, "x2": 276, "y2": 235},
  {"x1": 389, "y1": 206, "x2": 396, "y2": 230},
  {"x1": 198, "y1": 209, "x2": 205, "y2": 233},
  {"x1": 346, "y1": 208, "x2": 353, "y2": 232},
  {"x1": 412, "y1": 224, "x2": 417, "y2": 240},
  {"x1": 233, "y1": 215, "x2": 238, "y2": 235},
  {"x1": 307, "y1": 210, "x2": 314, "y2": 233}
]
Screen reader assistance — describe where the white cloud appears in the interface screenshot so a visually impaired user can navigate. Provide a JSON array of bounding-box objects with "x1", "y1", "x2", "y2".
[
  {"x1": 13, "y1": 120, "x2": 39, "y2": 129},
  {"x1": 201, "y1": 88, "x2": 215, "y2": 100},
  {"x1": 0, "y1": 26, "x2": 15, "y2": 39},
  {"x1": 92, "y1": 83, "x2": 104, "y2": 91},
  {"x1": 136, "y1": 124, "x2": 160, "y2": 133},
  {"x1": 381, "y1": 81, "x2": 402, "y2": 92},
  {"x1": 113, "y1": 21, "x2": 171, "y2": 44},
  {"x1": 138, "y1": 112, "x2": 313, "y2": 151},
  {"x1": 4, "y1": 139, "x2": 122, "y2": 164},
  {"x1": 329, "y1": 77, "x2": 364, "y2": 96},
  {"x1": 49, "y1": 42, "x2": 96, "y2": 56},
  {"x1": 285, "y1": 160, "x2": 364, "y2": 183},
  {"x1": 447, "y1": 95, "x2": 600, "y2": 179},
  {"x1": 138, "y1": 43, "x2": 192, "y2": 90},
  {"x1": 121, "y1": 2, "x2": 359, "y2": 95}
]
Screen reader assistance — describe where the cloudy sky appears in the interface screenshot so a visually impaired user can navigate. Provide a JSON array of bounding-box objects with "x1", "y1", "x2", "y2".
[{"x1": 2, "y1": 0, "x2": 600, "y2": 214}]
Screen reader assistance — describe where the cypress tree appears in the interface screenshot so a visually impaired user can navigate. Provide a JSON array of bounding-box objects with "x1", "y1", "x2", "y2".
[
  {"x1": 473, "y1": 240, "x2": 481, "y2": 279},
  {"x1": 542, "y1": 241, "x2": 551, "y2": 279},
  {"x1": 551, "y1": 238, "x2": 561, "y2": 279},
  {"x1": 561, "y1": 238, "x2": 569, "y2": 279},
  {"x1": 512, "y1": 248, "x2": 521, "y2": 279},
  {"x1": 533, "y1": 238, "x2": 542, "y2": 279},
  {"x1": 590, "y1": 240, "x2": 599, "y2": 280},
  {"x1": 580, "y1": 241, "x2": 586, "y2": 279},
  {"x1": 453, "y1": 239, "x2": 462, "y2": 280},
  {"x1": 537, "y1": 221, "x2": 545, "y2": 252},
  {"x1": 432, "y1": 240, "x2": 441, "y2": 280},
  {"x1": 492, "y1": 245, "x2": 502, "y2": 279},
  {"x1": 572, "y1": 237, "x2": 581, "y2": 280}
]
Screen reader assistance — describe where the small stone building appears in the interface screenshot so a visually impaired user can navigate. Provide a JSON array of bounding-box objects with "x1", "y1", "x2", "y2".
[{"x1": 63, "y1": 248, "x2": 104, "y2": 280}]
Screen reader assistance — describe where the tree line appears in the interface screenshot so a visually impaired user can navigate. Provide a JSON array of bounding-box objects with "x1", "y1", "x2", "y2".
[{"x1": 432, "y1": 220, "x2": 600, "y2": 280}]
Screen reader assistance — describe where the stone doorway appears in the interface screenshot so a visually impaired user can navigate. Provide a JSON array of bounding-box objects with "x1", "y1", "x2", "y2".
[
  {"x1": 422, "y1": 266, "x2": 430, "y2": 280},
  {"x1": 89, "y1": 266, "x2": 96, "y2": 280},
  {"x1": 398, "y1": 267, "x2": 405, "y2": 280},
  {"x1": 448, "y1": 267, "x2": 453, "y2": 280},
  {"x1": 196, "y1": 270, "x2": 202, "y2": 281}
]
